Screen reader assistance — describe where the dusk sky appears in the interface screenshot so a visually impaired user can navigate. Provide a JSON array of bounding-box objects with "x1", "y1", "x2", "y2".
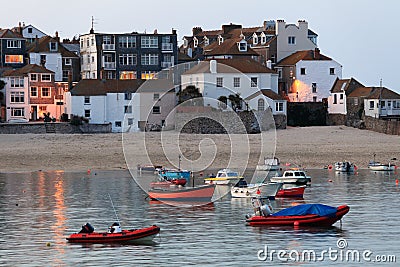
[{"x1": 2, "y1": 0, "x2": 399, "y2": 92}]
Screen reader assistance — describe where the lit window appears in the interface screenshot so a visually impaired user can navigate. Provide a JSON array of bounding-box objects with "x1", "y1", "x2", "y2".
[
  {"x1": 120, "y1": 71, "x2": 137, "y2": 80},
  {"x1": 10, "y1": 92, "x2": 24, "y2": 103},
  {"x1": 216, "y1": 77, "x2": 223, "y2": 87},
  {"x1": 5, "y1": 55, "x2": 23, "y2": 63},
  {"x1": 152, "y1": 106, "x2": 161, "y2": 114},
  {"x1": 141, "y1": 71, "x2": 157, "y2": 79},
  {"x1": 251, "y1": 77, "x2": 258, "y2": 87}
]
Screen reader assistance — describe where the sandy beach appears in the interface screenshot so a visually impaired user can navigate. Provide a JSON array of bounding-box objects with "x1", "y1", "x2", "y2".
[{"x1": 0, "y1": 126, "x2": 398, "y2": 172}]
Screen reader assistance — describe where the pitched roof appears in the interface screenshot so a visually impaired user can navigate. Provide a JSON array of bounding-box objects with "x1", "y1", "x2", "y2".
[
  {"x1": 347, "y1": 87, "x2": 374, "y2": 98},
  {"x1": 183, "y1": 58, "x2": 276, "y2": 75},
  {"x1": 245, "y1": 89, "x2": 285, "y2": 101},
  {"x1": 27, "y1": 36, "x2": 78, "y2": 58},
  {"x1": 330, "y1": 77, "x2": 364, "y2": 93},
  {"x1": 70, "y1": 79, "x2": 145, "y2": 96},
  {"x1": 204, "y1": 38, "x2": 258, "y2": 56},
  {"x1": 276, "y1": 49, "x2": 332, "y2": 66},
  {"x1": 138, "y1": 79, "x2": 175, "y2": 93},
  {"x1": 346, "y1": 86, "x2": 400, "y2": 99},
  {"x1": 2, "y1": 64, "x2": 54, "y2": 76},
  {"x1": 0, "y1": 29, "x2": 24, "y2": 39}
]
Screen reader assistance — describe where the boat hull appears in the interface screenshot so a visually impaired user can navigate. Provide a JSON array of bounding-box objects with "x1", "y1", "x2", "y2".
[
  {"x1": 231, "y1": 183, "x2": 282, "y2": 199},
  {"x1": 148, "y1": 184, "x2": 216, "y2": 202},
  {"x1": 369, "y1": 165, "x2": 395, "y2": 171},
  {"x1": 204, "y1": 177, "x2": 239, "y2": 185},
  {"x1": 276, "y1": 185, "x2": 306, "y2": 198},
  {"x1": 66, "y1": 225, "x2": 160, "y2": 244},
  {"x1": 246, "y1": 205, "x2": 349, "y2": 227},
  {"x1": 270, "y1": 177, "x2": 310, "y2": 185}
]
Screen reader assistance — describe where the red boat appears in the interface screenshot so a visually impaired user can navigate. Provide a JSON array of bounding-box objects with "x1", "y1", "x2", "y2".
[
  {"x1": 246, "y1": 204, "x2": 350, "y2": 227},
  {"x1": 276, "y1": 185, "x2": 306, "y2": 198},
  {"x1": 150, "y1": 178, "x2": 187, "y2": 188},
  {"x1": 66, "y1": 223, "x2": 160, "y2": 244},
  {"x1": 148, "y1": 184, "x2": 216, "y2": 203}
]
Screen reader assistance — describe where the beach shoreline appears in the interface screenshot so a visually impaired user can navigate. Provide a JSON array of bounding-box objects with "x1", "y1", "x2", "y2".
[{"x1": 0, "y1": 126, "x2": 398, "y2": 173}]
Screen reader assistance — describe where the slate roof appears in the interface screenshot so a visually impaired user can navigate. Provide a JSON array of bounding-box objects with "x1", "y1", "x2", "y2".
[
  {"x1": 204, "y1": 38, "x2": 258, "y2": 56},
  {"x1": 2, "y1": 64, "x2": 54, "y2": 76},
  {"x1": 0, "y1": 29, "x2": 24, "y2": 39},
  {"x1": 70, "y1": 79, "x2": 145, "y2": 96},
  {"x1": 330, "y1": 78, "x2": 364, "y2": 94},
  {"x1": 347, "y1": 87, "x2": 400, "y2": 99},
  {"x1": 27, "y1": 36, "x2": 78, "y2": 58}
]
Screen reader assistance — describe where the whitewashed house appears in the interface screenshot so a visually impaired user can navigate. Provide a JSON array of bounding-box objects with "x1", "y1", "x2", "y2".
[
  {"x1": 181, "y1": 59, "x2": 278, "y2": 110},
  {"x1": 67, "y1": 79, "x2": 176, "y2": 132},
  {"x1": 19, "y1": 23, "x2": 48, "y2": 43},
  {"x1": 276, "y1": 48, "x2": 342, "y2": 102},
  {"x1": 245, "y1": 89, "x2": 287, "y2": 116},
  {"x1": 328, "y1": 78, "x2": 364, "y2": 115},
  {"x1": 362, "y1": 87, "x2": 400, "y2": 119}
]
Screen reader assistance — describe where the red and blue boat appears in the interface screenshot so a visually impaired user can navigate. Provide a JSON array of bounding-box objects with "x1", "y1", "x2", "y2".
[
  {"x1": 148, "y1": 184, "x2": 216, "y2": 203},
  {"x1": 66, "y1": 223, "x2": 160, "y2": 244},
  {"x1": 246, "y1": 204, "x2": 350, "y2": 227}
]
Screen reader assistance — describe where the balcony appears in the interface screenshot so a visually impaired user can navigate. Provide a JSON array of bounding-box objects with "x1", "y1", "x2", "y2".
[
  {"x1": 102, "y1": 44, "x2": 115, "y2": 50},
  {"x1": 161, "y1": 43, "x2": 173, "y2": 52},
  {"x1": 103, "y1": 62, "x2": 116, "y2": 70},
  {"x1": 161, "y1": 62, "x2": 173, "y2": 68}
]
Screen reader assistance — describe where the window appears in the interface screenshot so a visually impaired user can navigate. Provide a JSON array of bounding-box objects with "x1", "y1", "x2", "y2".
[
  {"x1": 238, "y1": 42, "x2": 247, "y2": 51},
  {"x1": 5, "y1": 55, "x2": 23, "y2": 63},
  {"x1": 40, "y1": 55, "x2": 46, "y2": 65},
  {"x1": 10, "y1": 77, "x2": 24, "y2": 88},
  {"x1": 84, "y1": 96, "x2": 90, "y2": 104},
  {"x1": 234, "y1": 77, "x2": 240, "y2": 87},
  {"x1": 28, "y1": 28, "x2": 32, "y2": 33},
  {"x1": 30, "y1": 87, "x2": 38, "y2": 97},
  {"x1": 141, "y1": 71, "x2": 157, "y2": 79},
  {"x1": 152, "y1": 106, "x2": 161, "y2": 114},
  {"x1": 258, "y1": 99, "x2": 265, "y2": 111},
  {"x1": 277, "y1": 69, "x2": 282, "y2": 79},
  {"x1": 333, "y1": 94, "x2": 337, "y2": 104},
  {"x1": 354, "y1": 98, "x2": 358, "y2": 105},
  {"x1": 103, "y1": 36, "x2": 112, "y2": 45},
  {"x1": 218, "y1": 36, "x2": 223, "y2": 45},
  {"x1": 84, "y1": 109, "x2": 91, "y2": 118},
  {"x1": 275, "y1": 102, "x2": 284, "y2": 112},
  {"x1": 7, "y1": 40, "x2": 21, "y2": 48},
  {"x1": 216, "y1": 77, "x2": 223, "y2": 87},
  {"x1": 63, "y1": 70, "x2": 69, "y2": 81},
  {"x1": 120, "y1": 71, "x2": 136, "y2": 80},
  {"x1": 253, "y1": 34, "x2": 258, "y2": 45},
  {"x1": 119, "y1": 54, "x2": 137, "y2": 65},
  {"x1": 31, "y1": 74, "x2": 37, "y2": 81},
  {"x1": 381, "y1": 101, "x2": 386, "y2": 109},
  {"x1": 340, "y1": 94, "x2": 344, "y2": 100},
  {"x1": 41, "y1": 74, "x2": 51, "y2": 82},
  {"x1": 39, "y1": 106, "x2": 47, "y2": 113},
  {"x1": 153, "y1": 93, "x2": 160, "y2": 101},
  {"x1": 128, "y1": 118, "x2": 133, "y2": 125},
  {"x1": 204, "y1": 37, "x2": 209, "y2": 46},
  {"x1": 49, "y1": 42, "x2": 57, "y2": 51},
  {"x1": 87, "y1": 38, "x2": 90, "y2": 47},
  {"x1": 86, "y1": 54, "x2": 90, "y2": 64},
  {"x1": 193, "y1": 37, "x2": 198, "y2": 48},
  {"x1": 41, "y1": 87, "x2": 50, "y2": 97},
  {"x1": 251, "y1": 77, "x2": 258, "y2": 87},
  {"x1": 118, "y1": 36, "x2": 136, "y2": 48},
  {"x1": 330, "y1": 68, "x2": 335, "y2": 75},
  {"x1": 369, "y1": 101, "x2": 374, "y2": 109},
  {"x1": 313, "y1": 96, "x2": 317, "y2": 102},
  {"x1": 10, "y1": 92, "x2": 24, "y2": 103},
  {"x1": 312, "y1": 83, "x2": 317, "y2": 93},
  {"x1": 11, "y1": 108, "x2": 24, "y2": 117},
  {"x1": 141, "y1": 54, "x2": 158, "y2": 65},
  {"x1": 115, "y1": 121, "x2": 122, "y2": 127},
  {"x1": 300, "y1": 68, "x2": 306, "y2": 75},
  {"x1": 124, "y1": 92, "x2": 132, "y2": 100},
  {"x1": 394, "y1": 101, "x2": 400, "y2": 109},
  {"x1": 91, "y1": 38, "x2": 94, "y2": 46},
  {"x1": 141, "y1": 36, "x2": 158, "y2": 48},
  {"x1": 64, "y1": 58, "x2": 72, "y2": 65},
  {"x1": 288, "y1": 36, "x2": 296, "y2": 45},
  {"x1": 124, "y1": 105, "x2": 132, "y2": 113}
]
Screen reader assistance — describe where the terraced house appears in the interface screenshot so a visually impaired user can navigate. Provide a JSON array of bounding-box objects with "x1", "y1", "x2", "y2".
[{"x1": 0, "y1": 29, "x2": 27, "y2": 70}]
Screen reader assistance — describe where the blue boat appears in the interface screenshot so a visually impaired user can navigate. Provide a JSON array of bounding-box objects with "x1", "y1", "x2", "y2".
[{"x1": 158, "y1": 168, "x2": 191, "y2": 183}]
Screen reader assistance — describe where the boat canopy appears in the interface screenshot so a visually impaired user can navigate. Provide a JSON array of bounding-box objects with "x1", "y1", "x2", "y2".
[{"x1": 271, "y1": 204, "x2": 338, "y2": 217}]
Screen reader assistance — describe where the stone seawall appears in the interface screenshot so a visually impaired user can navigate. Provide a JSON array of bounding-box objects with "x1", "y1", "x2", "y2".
[
  {"x1": 364, "y1": 117, "x2": 400, "y2": 135},
  {"x1": 0, "y1": 122, "x2": 112, "y2": 134}
]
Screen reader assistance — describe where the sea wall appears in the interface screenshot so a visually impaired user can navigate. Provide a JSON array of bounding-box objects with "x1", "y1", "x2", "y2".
[{"x1": 0, "y1": 122, "x2": 112, "y2": 134}]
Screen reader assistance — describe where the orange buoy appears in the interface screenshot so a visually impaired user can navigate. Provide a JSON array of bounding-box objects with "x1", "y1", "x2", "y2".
[
  {"x1": 328, "y1": 165, "x2": 333, "y2": 170},
  {"x1": 396, "y1": 179, "x2": 399, "y2": 185},
  {"x1": 87, "y1": 169, "x2": 91, "y2": 175},
  {"x1": 294, "y1": 221, "x2": 300, "y2": 226}
]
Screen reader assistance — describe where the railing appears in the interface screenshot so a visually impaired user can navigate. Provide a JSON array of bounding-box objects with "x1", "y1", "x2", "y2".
[
  {"x1": 103, "y1": 62, "x2": 116, "y2": 69},
  {"x1": 102, "y1": 44, "x2": 115, "y2": 50},
  {"x1": 161, "y1": 43, "x2": 173, "y2": 51}
]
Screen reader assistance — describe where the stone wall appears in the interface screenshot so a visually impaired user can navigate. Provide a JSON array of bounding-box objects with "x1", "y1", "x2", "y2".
[
  {"x1": 0, "y1": 122, "x2": 112, "y2": 134},
  {"x1": 327, "y1": 114, "x2": 346, "y2": 125},
  {"x1": 287, "y1": 102, "x2": 327, "y2": 126},
  {"x1": 364, "y1": 116, "x2": 400, "y2": 135}
]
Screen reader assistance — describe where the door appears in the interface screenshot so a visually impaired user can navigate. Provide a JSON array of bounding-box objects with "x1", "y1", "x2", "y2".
[{"x1": 31, "y1": 106, "x2": 37, "y2": 121}]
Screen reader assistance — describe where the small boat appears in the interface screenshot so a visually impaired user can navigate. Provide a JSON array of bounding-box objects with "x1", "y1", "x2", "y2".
[
  {"x1": 148, "y1": 184, "x2": 216, "y2": 203},
  {"x1": 150, "y1": 177, "x2": 187, "y2": 188},
  {"x1": 368, "y1": 155, "x2": 396, "y2": 171},
  {"x1": 256, "y1": 157, "x2": 280, "y2": 171},
  {"x1": 204, "y1": 169, "x2": 242, "y2": 185},
  {"x1": 246, "y1": 203, "x2": 350, "y2": 227},
  {"x1": 270, "y1": 169, "x2": 311, "y2": 184},
  {"x1": 137, "y1": 164, "x2": 163, "y2": 172},
  {"x1": 334, "y1": 162, "x2": 356, "y2": 172},
  {"x1": 158, "y1": 168, "x2": 191, "y2": 183},
  {"x1": 276, "y1": 185, "x2": 306, "y2": 198},
  {"x1": 66, "y1": 223, "x2": 160, "y2": 244},
  {"x1": 231, "y1": 178, "x2": 282, "y2": 199}
]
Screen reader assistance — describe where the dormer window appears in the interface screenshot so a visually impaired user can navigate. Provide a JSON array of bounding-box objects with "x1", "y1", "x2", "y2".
[
  {"x1": 218, "y1": 35, "x2": 224, "y2": 45},
  {"x1": 49, "y1": 42, "x2": 57, "y2": 51},
  {"x1": 203, "y1": 36, "x2": 209, "y2": 46},
  {"x1": 183, "y1": 38, "x2": 188, "y2": 48},
  {"x1": 237, "y1": 40, "x2": 247, "y2": 52},
  {"x1": 260, "y1": 32, "x2": 266, "y2": 44},
  {"x1": 252, "y1": 33, "x2": 258, "y2": 45},
  {"x1": 193, "y1": 37, "x2": 198, "y2": 48}
]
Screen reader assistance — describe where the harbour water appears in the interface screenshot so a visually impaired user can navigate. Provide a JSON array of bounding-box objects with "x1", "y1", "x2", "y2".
[{"x1": 1, "y1": 169, "x2": 399, "y2": 266}]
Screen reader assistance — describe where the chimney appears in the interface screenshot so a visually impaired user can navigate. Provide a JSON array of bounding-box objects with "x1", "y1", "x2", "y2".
[
  {"x1": 222, "y1": 23, "x2": 242, "y2": 34},
  {"x1": 192, "y1": 27, "x2": 202, "y2": 36},
  {"x1": 313, "y1": 48, "x2": 320, "y2": 59},
  {"x1": 266, "y1": 60, "x2": 272, "y2": 69},
  {"x1": 210, "y1": 60, "x2": 217, "y2": 74},
  {"x1": 55, "y1": 31, "x2": 60, "y2": 42},
  {"x1": 154, "y1": 29, "x2": 158, "y2": 34},
  {"x1": 172, "y1": 28, "x2": 177, "y2": 35}
]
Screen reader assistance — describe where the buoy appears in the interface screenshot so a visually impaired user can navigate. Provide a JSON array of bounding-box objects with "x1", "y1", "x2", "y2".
[
  {"x1": 87, "y1": 169, "x2": 91, "y2": 175},
  {"x1": 328, "y1": 165, "x2": 333, "y2": 170},
  {"x1": 294, "y1": 221, "x2": 300, "y2": 226},
  {"x1": 328, "y1": 179, "x2": 333, "y2": 183},
  {"x1": 46, "y1": 242, "x2": 51, "y2": 247},
  {"x1": 396, "y1": 179, "x2": 399, "y2": 185}
]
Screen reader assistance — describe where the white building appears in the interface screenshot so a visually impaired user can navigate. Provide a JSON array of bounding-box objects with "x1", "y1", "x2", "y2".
[
  {"x1": 245, "y1": 89, "x2": 287, "y2": 116},
  {"x1": 181, "y1": 59, "x2": 278, "y2": 109},
  {"x1": 21, "y1": 24, "x2": 48, "y2": 43},
  {"x1": 328, "y1": 78, "x2": 364, "y2": 115},
  {"x1": 276, "y1": 48, "x2": 342, "y2": 102},
  {"x1": 67, "y1": 79, "x2": 176, "y2": 132},
  {"x1": 363, "y1": 87, "x2": 400, "y2": 118}
]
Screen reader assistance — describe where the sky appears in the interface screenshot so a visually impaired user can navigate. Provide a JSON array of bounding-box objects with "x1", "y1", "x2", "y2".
[{"x1": 2, "y1": 0, "x2": 399, "y2": 92}]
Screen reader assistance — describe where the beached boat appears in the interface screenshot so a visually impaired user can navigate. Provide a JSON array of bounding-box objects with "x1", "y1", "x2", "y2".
[
  {"x1": 256, "y1": 157, "x2": 280, "y2": 171},
  {"x1": 276, "y1": 185, "x2": 306, "y2": 198},
  {"x1": 270, "y1": 169, "x2": 311, "y2": 184},
  {"x1": 246, "y1": 203, "x2": 350, "y2": 227},
  {"x1": 148, "y1": 184, "x2": 216, "y2": 203},
  {"x1": 66, "y1": 223, "x2": 160, "y2": 244},
  {"x1": 204, "y1": 169, "x2": 242, "y2": 185},
  {"x1": 334, "y1": 162, "x2": 356, "y2": 172},
  {"x1": 230, "y1": 178, "x2": 283, "y2": 199}
]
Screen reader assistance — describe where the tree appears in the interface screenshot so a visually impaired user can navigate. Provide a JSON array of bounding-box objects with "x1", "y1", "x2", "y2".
[
  {"x1": 228, "y1": 93, "x2": 243, "y2": 112},
  {"x1": 217, "y1": 96, "x2": 228, "y2": 109},
  {"x1": 177, "y1": 85, "x2": 203, "y2": 104}
]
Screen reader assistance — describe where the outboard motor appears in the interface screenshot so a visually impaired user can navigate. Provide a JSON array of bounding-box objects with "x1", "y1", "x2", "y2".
[{"x1": 79, "y1": 223, "x2": 94, "y2": 233}]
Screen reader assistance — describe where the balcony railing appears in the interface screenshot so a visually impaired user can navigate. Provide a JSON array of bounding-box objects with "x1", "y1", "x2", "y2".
[
  {"x1": 102, "y1": 44, "x2": 115, "y2": 50},
  {"x1": 161, "y1": 62, "x2": 173, "y2": 68},
  {"x1": 103, "y1": 62, "x2": 116, "y2": 69},
  {"x1": 161, "y1": 43, "x2": 173, "y2": 51}
]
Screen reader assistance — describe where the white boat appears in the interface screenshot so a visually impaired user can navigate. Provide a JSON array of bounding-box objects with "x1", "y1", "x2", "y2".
[
  {"x1": 270, "y1": 169, "x2": 311, "y2": 184},
  {"x1": 230, "y1": 178, "x2": 283, "y2": 199},
  {"x1": 368, "y1": 161, "x2": 396, "y2": 171},
  {"x1": 204, "y1": 169, "x2": 242, "y2": 185},
  {"x1": 334, "y1": 162, "x2": 356, "y2": 172},
  {"x1": 256, "y1": 157, "x2": 280, "y2": 171}
]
